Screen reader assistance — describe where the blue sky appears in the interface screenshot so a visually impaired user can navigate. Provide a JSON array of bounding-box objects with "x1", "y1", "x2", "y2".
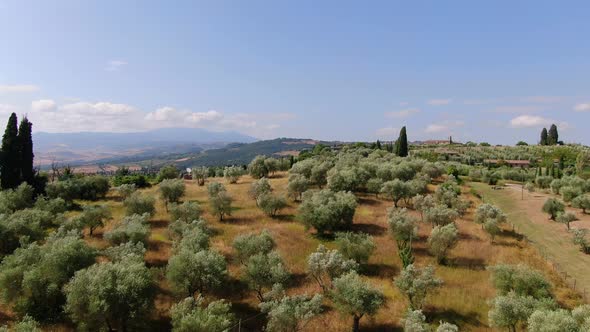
[{"x1": 0, "y1": 0, "x2": 589, "y2": 144}]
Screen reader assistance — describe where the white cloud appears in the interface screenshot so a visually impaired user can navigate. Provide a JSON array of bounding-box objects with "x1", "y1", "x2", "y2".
[
  {"x1": 60, "y1": 101, "x2": 136, "y2": 115},
  {"x1": 427, "y1": 99, "x2": 452, "y2": 106},
  {"x1": 0, "y1": 84, "x2": 39, "y2": 93},
  {"x1": 574, "y1": 103, "x2": 590, "y2": 112},
  {"x1": 424, "y1": 120, "x2": 464, "y2": 134},
  {"x1": 509, "y1": 115, "x2": 570, "y2": 131},
  {"x1": 385, "y1": 108, "x2": 420, "y2": 118},
  {"x1": 399, "y1": 102, "x2": 409, "y2": 106},
  {"x1": 25, "y1": 100, "x2": 285, "y2": 138},
  {"x1": 105, "y1": 60, "x2": 127, "y2": 71},
  {"x1": 375, "y1": 126, "x2": 399, "y2": 138},
  {"x1": 31, "y1": 99, "x2": 57, "y2": 112}
]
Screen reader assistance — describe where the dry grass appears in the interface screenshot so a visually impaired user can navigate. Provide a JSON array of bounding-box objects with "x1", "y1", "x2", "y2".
[{"x1": 0, "y1": 174, "x2": 583, "y2": 331}]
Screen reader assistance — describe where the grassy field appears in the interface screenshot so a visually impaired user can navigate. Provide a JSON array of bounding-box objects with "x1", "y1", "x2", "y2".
[
  {"x1": 470, "y1": 182, "x2": 590, "y2": 301},
  {"x1": 7, "y1": 174, "x2": 583, "y2": 331}
]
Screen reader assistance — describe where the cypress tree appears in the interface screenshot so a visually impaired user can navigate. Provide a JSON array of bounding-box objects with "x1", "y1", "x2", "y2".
[
  {"x1": 0, "y1": 113, "x2": 21, "y2": 189},
  {"x1": 396, "y1": 126, "x2": 408, "y2": 157},
  {"x1": 548, "y1": 124, "x2": 558, "y2": 145},
  {"x1": 18, "y1": 117, "x2": 34, "y2": 184},
  {"x1": 376, "y1": 140, "x2": 382, "y2": 150},
  {"x1": 540, "y1": 128, "x2": 548, "y2": 145}
]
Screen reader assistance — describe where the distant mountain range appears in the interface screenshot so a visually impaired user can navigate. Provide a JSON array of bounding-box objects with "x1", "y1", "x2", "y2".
[{"x1": 34, "y1": 128, "x2": 257, "y2": 166}]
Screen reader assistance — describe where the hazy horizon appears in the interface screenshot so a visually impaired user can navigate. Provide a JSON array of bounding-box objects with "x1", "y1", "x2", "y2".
[{"x1": 1, "y1": 1, "x2": 589, "y2": 145}]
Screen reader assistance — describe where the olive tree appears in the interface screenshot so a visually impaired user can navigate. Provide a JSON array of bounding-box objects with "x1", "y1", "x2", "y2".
[
  {"x1": 310, "y1": 161, "x2": 332, "y2": 188},
  {"x1": 73, "y1": 204, "x2": 112, "y2": 235},
  {"x1": 257, "y1": 193, "x2": 288, "y2": 217},
  {"x1": 306, "y1": 245, "x2": 358, "y2": 292},
  {"x1": 0, "y1": 209, "x2": 52, "y2": 255},
  {"x1": 0, "y1": 316, "x2": 41, "y2": 332},
  {"x1": 380, "y1": 179, "x2": 411, "y2": 207},
  {"x1": 260, "y1": 292, "x2": 323, "y2": 332},
  {"x1": 123, "y1": 192, "x2": 155, "y2": 216},
  {"x1": 249, "y1": 177, "x2": 272, "y2": 204},
  {"x1": 64, "y1": 257, "x2": 155, "y2": 332},
  {"x1": 474, "y1": 203, "x2": 507, "y2": 242},
  {"x1": 413, "y1": 194, "x2": 435, "y2": 221},
  {"x1": 167, "y1": 248, "x2": 227, "y2": 297},
  {"x1": 488, "y1": 293, "x2": 554, "y2": 332},
  {"x1": 249, "y1": 155, "x2": 269, "y2": 179},
  {"x1": 116, "y1": 184, "x2": 136, "y2": 199},
  {"x1": 287, "y1": 174, "x2": 309, "y2": 201},
  {"x1": 428, "y1": 223, "x2": 458, "y2": 264},
  {"x1": 192, "y1": 166, "x2": 208, "y2": 186},
  {"x1": 556, "y1": 211, "x2": 577, "y2": 230},
  {"x1": 159, "y1": 179, "x2": 186, "y2": 208},
  {"x1": 403, "y1": 310, "x2": 428, "y2": 332},
  {"x1": 387, "y1": 207, "x2": 417, "y2": 268},
  {"x1": 528, "y1": 309, "x2": 579, "y2": 332},
  {"x1": 424, "y1": 204, "x2": 459, "y2": 227},
  {"x1": 331, "y1": 272, "x2": 385, "y2": 332},
  {"x1": 224, "y1": 166, "x2": 244, "y2": 184},
  {"x1": 366, "y1": 178, "x2": 383, "y2": 197},
  {"x1": 0, "y1": 182, "x2": 34, "y2": 214},
  {"x1": 170, "y1": 296, "x2": 234, "y2": 332},
  {"x1": 104, "y1": 213, "x2": 151, "y2": 246},
  {"x1": 394, "y1": 264, "x2": 443, "y2": 310},
  {"x1": 264, "y1": 157, "x2": 280, "y2": 176},
  {"x1": 207, "y1": 182, "x2": 226, "y2": 196},
  {"x1": 169, "y1": 201, "x2": 202, "y2": 223},
  {"x1": 157, "y1": 165, "x2": 178, "y2": 182},
  {"x1": 573, "y1": 195, "x2": 590, "y2": 214},
  {"x1": 542, "y1": 198, "x2": 565, "y2": 220},
  {"x1": 335, "y1": 231, "x2": 375, "y2": 266},
  {"x1": 210, "y1": 191, "x2": 233, "y2": 221},
  {"x1": 33, "y1": 196, "x2": 67, "y2": 215},
  {"x1": 0, "y1": 233, "x2": 96, "y2": 321},
  {"x1": 573, "y1": 229, "x2": 590, "y2": 253},
  {"x1": 233, "y1": 230, "x2": 276, "y2": 265},
  {"x1": 243, "y1": 251, "x2": 290, "y2": 302},
  {"x1": 489, "y1": 264, "x2": 552, "y2": 299},
  {"x1": 174, "y1": 226, "x2": 211, "y2": 253},
  {"x1": 298, "y1": 189, "x2": 357, "y2": 236}
]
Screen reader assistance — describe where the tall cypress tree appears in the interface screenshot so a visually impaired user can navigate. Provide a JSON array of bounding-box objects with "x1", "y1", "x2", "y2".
[
  {"x1": 548, "y1": 124, "x2": 558, "y2": 145},
  {"x1": 396, "y1": 126, "x2": 408, "y2": 157},
  {"x1": 540, "y1": 128, "x2": 548, "y2": 145},
  {"x1": 18, "y1": 117, "x2": 34, "y2": 184},
  {"x1": 1, "y1": 113, "x2": 21, "y2": 189}
]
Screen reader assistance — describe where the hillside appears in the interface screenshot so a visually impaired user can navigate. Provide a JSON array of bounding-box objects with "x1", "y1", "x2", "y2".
[
  {"x1": 34, "y1": 128, "x2": 257, "y2": 166},
  {"x1": 69, "y1": 138, "x2": 339, "y2": 170}
]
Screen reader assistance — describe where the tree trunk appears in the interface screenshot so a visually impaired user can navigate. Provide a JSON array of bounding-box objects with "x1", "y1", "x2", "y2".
[{"x1": 352, "y1": 315, "x2": 360, "y2": 332}]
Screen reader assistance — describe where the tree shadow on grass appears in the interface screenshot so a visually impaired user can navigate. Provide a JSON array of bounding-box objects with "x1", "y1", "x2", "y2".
[
  {"x1": 364, "y1": 323, "x2": 401, "y2": 332},
  {"x1": 501, "y1": 229, "x2": 525, "y2": 241},
  {"x1": 150, "y1": 219, "x2": 169, "y2": 228},
  {"x1": 363, "y1": 263, "x2": 399, "y2": 278},
  {"x1": 274, "y1": 214, "x2": 296, "y2": 222},
  {"x1": 230, "y1": 301, "x2": 267, "y2": 331},
  {"x1": 351, "y1": 223, "x2": 387, "y2": 236},
  {"x1": 425, "y1": 307, "x2": 483, "y2": 327},
  {"x1": 358, "y1": 197, "x2": 383, "y2": 206},
  {"x1": 288, "y1": 272, "x2": 309, "y2": 288},
  {"x1": 450, "y1": 256, "x2": 486, "y2": 270}
]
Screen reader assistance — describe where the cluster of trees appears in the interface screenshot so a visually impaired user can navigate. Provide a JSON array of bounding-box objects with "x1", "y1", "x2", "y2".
[
  {"x1": 540, "y1": 124, "x2": 560, "y2": 146},
  {"x1": 0, "y1": 113, "x2": 40, "y2": 192},
  {"x1": 486, "y1": 264, "x2": 590, "y2": 331}
]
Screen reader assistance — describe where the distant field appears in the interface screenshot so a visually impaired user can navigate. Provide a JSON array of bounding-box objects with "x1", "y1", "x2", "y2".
[{"x1": 470, "y1": 182, "x2": 590, "y2": 300}]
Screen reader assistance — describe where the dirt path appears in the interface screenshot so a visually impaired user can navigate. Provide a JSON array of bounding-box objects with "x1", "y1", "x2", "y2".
[{"x1": 471, "y1": 182, "x2": 590, "y2": 300}]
